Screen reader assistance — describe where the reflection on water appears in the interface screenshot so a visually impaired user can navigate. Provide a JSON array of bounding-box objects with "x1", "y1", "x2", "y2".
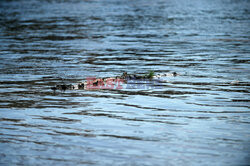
[{"x1": 0, "y1": 0, "x2": 250, "y2": 165}]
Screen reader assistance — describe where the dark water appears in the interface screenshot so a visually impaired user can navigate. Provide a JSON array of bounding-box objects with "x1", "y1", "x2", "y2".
[{"x1": 0, "y1": 0, "x2": 250, "y2": 165}]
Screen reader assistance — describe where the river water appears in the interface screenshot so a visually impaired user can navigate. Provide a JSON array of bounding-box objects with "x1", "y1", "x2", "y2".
[{"x1": 0, "y1": 0, "x2": 249, "y2": 165}]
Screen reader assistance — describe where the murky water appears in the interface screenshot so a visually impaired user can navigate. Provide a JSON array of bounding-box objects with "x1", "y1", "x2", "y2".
[{"x1": 0, "y1": 0, "x2": 250, "y2": 165}]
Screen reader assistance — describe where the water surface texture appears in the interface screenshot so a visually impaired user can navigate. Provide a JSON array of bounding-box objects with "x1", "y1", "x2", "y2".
[{"x1": 0, "y1": 0, "x2": 250, "y2": 165}]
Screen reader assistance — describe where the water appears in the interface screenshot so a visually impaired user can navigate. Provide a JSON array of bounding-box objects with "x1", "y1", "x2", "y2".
[{"x1": 0, "y1": 0, "x2": 249, "y2": 165}]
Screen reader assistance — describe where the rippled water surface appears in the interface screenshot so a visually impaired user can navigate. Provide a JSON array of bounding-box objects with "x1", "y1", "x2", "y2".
[{"x1": 0, "y1": 0, "x2": 250, "y2": 165}]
